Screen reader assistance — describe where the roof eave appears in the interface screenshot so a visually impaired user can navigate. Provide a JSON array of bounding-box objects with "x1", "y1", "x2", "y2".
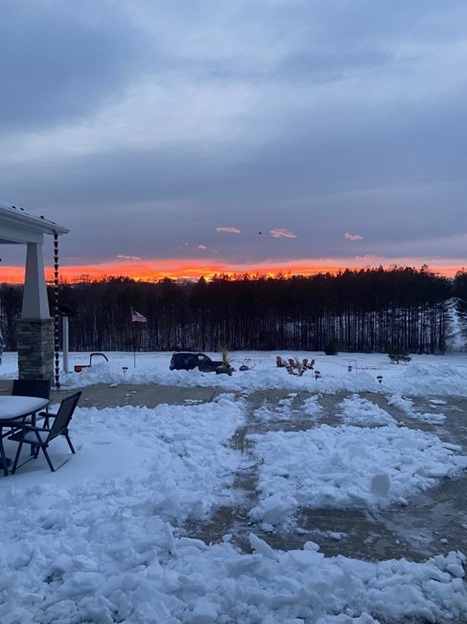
[{"x1": 0, "y1": 203, "x2": 69, "y2": 236}]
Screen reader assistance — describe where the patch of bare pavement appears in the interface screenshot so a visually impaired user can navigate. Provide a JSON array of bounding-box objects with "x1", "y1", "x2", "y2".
[
  {"x1": 0, "y1": 380, "x2": 218, "y2": 408},
  {"x1": 190, "y1": 387, "x2": 467, "y2": 565},
  {"x1": 67, "y1": 383, "x2": 219, "y2": 409},
  {"x1": 2, "y1": 379, "x2": 467, "y2": 565}
]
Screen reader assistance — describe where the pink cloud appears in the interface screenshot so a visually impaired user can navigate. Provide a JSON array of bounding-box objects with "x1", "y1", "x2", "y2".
[
  {"x1": 117, "y1": 254, "x2": 142, "y2": 261},
  {"x1": 216, "y1": 226, "x2": 241, "y2": 234},
  {"x1": 344, "y1": 233, "x2": 364, "y2": 241},
  {"x1": 270, "y1": 228, "x2": 297, "y2": 239}
]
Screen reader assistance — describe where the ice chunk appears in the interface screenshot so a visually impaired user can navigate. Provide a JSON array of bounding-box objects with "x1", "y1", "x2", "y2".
[
  {"x1": 248, "y1": 533, "x2": 279, "y2": 560},
  {"x1": 370, "y1": 473, "x2": 391, "y2": 497}
]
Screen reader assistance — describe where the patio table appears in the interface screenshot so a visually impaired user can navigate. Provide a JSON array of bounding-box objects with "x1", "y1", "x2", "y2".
[{"x1": 0, "y1": 396, "x2": 50, "y2": 476}]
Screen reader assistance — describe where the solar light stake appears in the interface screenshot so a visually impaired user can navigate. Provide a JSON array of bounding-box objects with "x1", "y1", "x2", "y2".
[{"x1": 377, "y1": 375, "x2": 383, "y2": 383}]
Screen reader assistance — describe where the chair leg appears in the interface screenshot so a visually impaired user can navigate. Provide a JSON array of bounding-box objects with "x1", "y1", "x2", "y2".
[
  {"x1": 0, "y1": 442, "x2": 9, "y2": 477},
  {"x1": 40, "y1": 444, "x2": 56, "y2": 472},
  {"x1": 64, "y1": 433, "x2": 76, "y2": 454},
  {"x1": 12, "y1": 438, "x2": 26, "y2": 474},
  {"x1": 12, "y1": 431, "x2": 75, "y2": 474},
  {"x1": 12, "y1": 432, "x2": 43, "y2": 474}
]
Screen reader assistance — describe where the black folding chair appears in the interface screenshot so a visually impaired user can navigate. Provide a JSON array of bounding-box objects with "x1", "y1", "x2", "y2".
[
  {"x1": 9, "y1": 379, "x2": 53, "y2": 453},
  {"x1": 11, "y1": 379, "x2": 51, "y2": 400},
  {"x1": 11, "y1": 378, "x2": 52, "y2": 422},
  {"x1": 9, "y1": 391, "x2": 81, "y2": 473}
]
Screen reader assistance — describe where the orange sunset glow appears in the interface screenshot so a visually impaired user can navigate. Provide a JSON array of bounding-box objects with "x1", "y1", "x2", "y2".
[{"x1": 1, "y1": 258, "x2": 463, "y2": 284}]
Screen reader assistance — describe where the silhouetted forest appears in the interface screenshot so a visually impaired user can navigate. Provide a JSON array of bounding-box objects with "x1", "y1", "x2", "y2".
[{"x1": 2, "y1": 266, "x2": 467, "y2": 354}]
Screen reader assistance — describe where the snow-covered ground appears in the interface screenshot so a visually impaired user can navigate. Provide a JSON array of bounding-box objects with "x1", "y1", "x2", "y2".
[
  {"x1": 1, "y1": 350, "x2": 467, "y2": 623},
  {"x1": 33, "y1": 349, "x2": 467, "y2": 397}
]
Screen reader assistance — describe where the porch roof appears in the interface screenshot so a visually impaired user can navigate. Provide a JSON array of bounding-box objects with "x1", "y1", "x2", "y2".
[{"x1": 0, "y1": 200, "x2": 69, "y2": 245}]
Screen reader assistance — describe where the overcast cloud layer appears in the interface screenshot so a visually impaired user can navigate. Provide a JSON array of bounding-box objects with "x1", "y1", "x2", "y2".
[{"x1": 1, "y1": 0, "x2": 466, "y2": 274}]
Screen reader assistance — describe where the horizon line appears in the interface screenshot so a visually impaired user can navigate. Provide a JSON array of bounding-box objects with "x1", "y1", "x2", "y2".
[{"x1": 1, "y1": 257, "x2": 465, "y2": 284}]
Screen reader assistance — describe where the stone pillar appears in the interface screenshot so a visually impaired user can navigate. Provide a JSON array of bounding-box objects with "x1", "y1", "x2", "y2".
[{"x1": 16, "y1": 318, "x2": 54, "y2": 381}]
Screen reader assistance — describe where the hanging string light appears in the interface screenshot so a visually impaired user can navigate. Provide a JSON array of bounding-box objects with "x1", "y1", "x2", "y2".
[{"x1": 53, "y1": 232, "x2": 60, "y2": 389}]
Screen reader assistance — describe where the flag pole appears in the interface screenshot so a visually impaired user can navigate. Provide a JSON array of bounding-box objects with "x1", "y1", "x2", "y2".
[
  {"x1": 130, "y1": 307, "x2": 136, "y2": 367},
  {"x1": 130, "y1": 307, "x2": 147, "y2": 367},
  {"x1": 133, "y1": 320, "x2": 137, "y2": 367}
]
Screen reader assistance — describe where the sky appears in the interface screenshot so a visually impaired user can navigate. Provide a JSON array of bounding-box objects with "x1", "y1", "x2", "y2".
[
  {"x1": 1, "y1": 350, "x2": 467, "y2": 621},
  {"x1": 0, "y1": 0, "x2": 467, "y2": 282}
]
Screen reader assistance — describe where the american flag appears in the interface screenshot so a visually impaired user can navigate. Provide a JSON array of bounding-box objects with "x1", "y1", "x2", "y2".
[{"x1": 131, "y1": 308, "x2": 147, "y2": 323}]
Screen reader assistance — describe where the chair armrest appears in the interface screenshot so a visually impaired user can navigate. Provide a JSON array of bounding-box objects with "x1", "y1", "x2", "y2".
[
  {"x1": 8, "y1": 425, "x2": 50, "y2": 445},
  {"x1": 28, "y1": 426, "x2": 50, "y2": 433},
  {"x1": 37, "y1": 410, "x2": 56, "y2": 426},
  {"x1": 9, "y1": 425, "x2": 49, "y2": 435}
]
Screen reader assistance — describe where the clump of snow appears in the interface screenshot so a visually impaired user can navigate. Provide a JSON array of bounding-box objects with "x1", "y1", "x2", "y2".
[
  {"x1": 389, "y1": 393, "x2": 447, "y2": 424},
  {"x1": 337, "y1": 394, "x2": 396, "y2": 426},
  {"x1": 249, "y1": 423, "x2": 467, "y2": 523},
  {"x1": 303, "y1": 394, "x2": 323, "y2": 419}
]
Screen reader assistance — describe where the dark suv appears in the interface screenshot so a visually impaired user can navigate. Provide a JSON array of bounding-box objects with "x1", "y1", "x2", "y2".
[{"x1": 169, "y1": 352, "x2": 224, "y2": 372}]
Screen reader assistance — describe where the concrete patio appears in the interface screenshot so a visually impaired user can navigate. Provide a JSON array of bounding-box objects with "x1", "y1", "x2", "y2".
[{"x1": 1, "y1": 379, "x2": 465, "y2": 565}]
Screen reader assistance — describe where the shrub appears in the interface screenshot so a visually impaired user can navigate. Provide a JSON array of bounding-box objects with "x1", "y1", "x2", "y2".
[
  {"x1": 324, "y1": 338, "x2": 339, "y2": 356},
  {"x1": 388, "y1": 348, "x2": 412, "y2": 364},
  {"x1": 220, "y1": 344, "x2": 231, "y2": 367}
]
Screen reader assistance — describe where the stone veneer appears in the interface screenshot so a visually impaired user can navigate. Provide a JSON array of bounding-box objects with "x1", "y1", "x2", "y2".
[{"x1": 16, "y1": 318, "x2": 54, "y2": 381}]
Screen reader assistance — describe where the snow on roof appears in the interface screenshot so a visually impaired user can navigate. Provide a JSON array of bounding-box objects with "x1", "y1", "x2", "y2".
[{"x1": 0, "y1": 198, "x2": 69, "y2": 237}]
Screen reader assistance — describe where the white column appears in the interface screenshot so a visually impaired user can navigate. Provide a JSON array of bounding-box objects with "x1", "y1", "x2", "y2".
[{"x1": 22, "y1": 241, "x2": 51, "y2": 319}]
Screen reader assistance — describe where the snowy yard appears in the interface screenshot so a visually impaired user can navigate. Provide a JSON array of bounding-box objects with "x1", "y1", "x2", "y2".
[{"x1": 0, "y1": 350, "x2": 467, "y2": 623}]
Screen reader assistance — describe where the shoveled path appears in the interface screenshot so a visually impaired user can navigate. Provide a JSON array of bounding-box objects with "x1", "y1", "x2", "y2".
[{"x1": 1, "y1": 380, "x2": 466, "y2": 563}]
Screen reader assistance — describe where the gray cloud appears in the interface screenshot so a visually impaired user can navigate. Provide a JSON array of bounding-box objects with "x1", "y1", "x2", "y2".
[
  {"x1": 0, "y1": 0, "x2": 466, "y2": 273},
  {"x1": 0, "y1": 1, "x2": 148, "y2": 132}
]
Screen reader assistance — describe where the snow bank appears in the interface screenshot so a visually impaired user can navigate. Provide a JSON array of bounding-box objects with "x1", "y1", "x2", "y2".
[{"x1": 250, "y1": 423, "x2": 467, "y2": 523}]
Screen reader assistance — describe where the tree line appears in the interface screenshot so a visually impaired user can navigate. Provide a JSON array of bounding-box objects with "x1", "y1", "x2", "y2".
[{"x1": 1, "y1": 266, "x2": 467, "y2": 354}]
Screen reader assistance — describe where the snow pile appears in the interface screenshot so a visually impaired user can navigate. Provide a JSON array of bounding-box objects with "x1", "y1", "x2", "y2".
[
  {"x1": 68, "y1": 394, "x2": 245, "y2": 522},
  {"x1": 337, "y1": 394, "x2": 396, "y2": 426},
  {"x1": 1, "y1": 513, "x2": 466, "y2": 624},
  {"x1": 386, "y1": 361, "x2": 467, "y2": 397},
  {"x1": 249, "y1": 423, "x2": 467, "y2": 523},
  {"x1": 2, "y1": 350, "x2": 467, "y2": 397},
  {"x1": 53, "y1": 351, "x2": 467, "y2": 397},
  {"x1": 388, "y1": 393, "x2": 447, "y2": 424}
]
